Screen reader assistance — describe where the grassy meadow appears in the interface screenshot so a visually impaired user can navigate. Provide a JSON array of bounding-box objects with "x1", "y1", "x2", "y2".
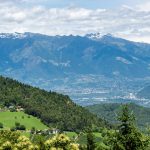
[{"x1": 0, "y1": 111, "x2": 48, "y2": 130}]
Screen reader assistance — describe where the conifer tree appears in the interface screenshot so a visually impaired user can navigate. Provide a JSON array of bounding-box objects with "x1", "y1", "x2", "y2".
[
  {"x1": 112, "y1": 104, "x2": 149, "y2": 150},
  {"x1": 87, "y1": 131, "x2": 96, "y2": 150}
]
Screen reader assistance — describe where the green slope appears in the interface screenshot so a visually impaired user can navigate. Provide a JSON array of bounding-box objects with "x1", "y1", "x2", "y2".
[
  {"x1": 86, "y1": 103, "x2": 150, "y2": 129},
  {"x1": 0, "y1": 76, "x2": 107, "y2": 131},
  {"x1": 0, "y1": 111, "x2": 48, "y2": 130}
]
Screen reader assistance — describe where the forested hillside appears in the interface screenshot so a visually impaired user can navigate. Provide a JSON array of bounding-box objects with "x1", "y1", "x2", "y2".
[
  {"x1": 0, "y1": 76, "x2": 107, "y2": 131},
  {"x1": 86, "y1": 103, "x2": 150, "y2": 129}
]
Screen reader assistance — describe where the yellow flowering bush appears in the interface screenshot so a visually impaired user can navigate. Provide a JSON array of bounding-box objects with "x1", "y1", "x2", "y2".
[
  {"x1": 0, "y1": 141, "x2": 12, "y2": 150},
  {"x1": 68, "y1": 143, "x2": 79, "y2": 150},
  {"x1": 44, "y1": 134, "x2": 79, "y2": 150},
  {"x1": 45, "y1": 139, "x2": 54, "y2": 149},
  {"x1": 49, "y1": 148, "x2": 63, "y2": 150},
  {"x1": 0, "y1": 130, "x2": 20, "y2": 146},
  {"x1": 14, "y1": 136, "x2": 38, "y2": 150},
  {"x1": 0, "y1": 131, "x2": 79, "y2": 150},
  {"x1": 14, "y1": 136, "x2": 32, "y2": 149}
]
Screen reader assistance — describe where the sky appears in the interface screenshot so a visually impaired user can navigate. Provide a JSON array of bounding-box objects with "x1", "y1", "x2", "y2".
[{"x1": 0, "y1": 0, "x2": 150, "y2": 43}]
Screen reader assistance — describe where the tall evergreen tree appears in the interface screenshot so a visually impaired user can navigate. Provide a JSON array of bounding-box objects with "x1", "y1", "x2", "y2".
[
  {"x1": 87, "y1": 131, "x2": 96, "y2": 150},
  {"x1": 112, "y1": 104, "x2": 149, "y2": 150}
]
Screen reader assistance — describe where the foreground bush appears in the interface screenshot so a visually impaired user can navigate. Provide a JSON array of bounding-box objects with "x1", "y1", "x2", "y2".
[
  {"x1": 44, "y1": 134, "x2": 79, "y2": 150},
  {"x1": 0, "y1": 131, "x2": 79, "y2": 150}
]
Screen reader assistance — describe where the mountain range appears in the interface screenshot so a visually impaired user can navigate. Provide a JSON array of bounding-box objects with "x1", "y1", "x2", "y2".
[{"x1": 0, "y1": 32, "x2": 150, "y2": 106}]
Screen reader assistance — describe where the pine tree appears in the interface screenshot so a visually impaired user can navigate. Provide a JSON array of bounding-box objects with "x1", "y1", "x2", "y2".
[
  {"x1": 112, "y1": 104, "x2": 149, "y2": 150},
  {"x1": 87, "y1": 131, "x2": 96, "y2": 150}
]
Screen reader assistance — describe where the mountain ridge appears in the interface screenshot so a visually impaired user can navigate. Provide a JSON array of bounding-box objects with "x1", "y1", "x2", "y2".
[{"x1": 0, "y1": 32, "x2": 150, "y2": 106}]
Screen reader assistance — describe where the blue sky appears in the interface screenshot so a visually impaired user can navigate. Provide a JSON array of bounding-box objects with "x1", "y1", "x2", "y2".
[
  {"x1": 0, "y1": 0, "x2": 150, "y2": 43},
  {"x1": 23, "y1": 0, "x2": 147, "y2": 9},
  {"x1": 45, "y1": 0, "x2": 129, "y2": 9}
]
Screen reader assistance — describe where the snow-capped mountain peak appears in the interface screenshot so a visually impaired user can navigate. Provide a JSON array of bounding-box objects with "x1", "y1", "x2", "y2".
[
  {"x1": 0, "y1": 32, "x2": 27, "y2": 39},
  {"x1": 85, "y1": 32, "x2": 102, "y2": 40},
  {"x1": 85, "y1": 32, "x2": 115, "y2": 41}
]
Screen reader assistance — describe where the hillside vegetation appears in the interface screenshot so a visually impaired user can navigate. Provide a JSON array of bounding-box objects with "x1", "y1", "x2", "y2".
[
  {"x1": 0, "y1": 111, "x2": 48, "y2": 130},
  {"x1": 0, "y1": 105, "x2": 149, "y2": 150},
  {"x1": 86, "y1": 103, "x2": 150, "y2": 129},
  {"x1": 0, "y1": 76, "x2": 107, "y2": 131}
]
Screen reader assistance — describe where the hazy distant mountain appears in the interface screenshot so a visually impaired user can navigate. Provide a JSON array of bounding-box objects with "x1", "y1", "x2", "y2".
[{"x1": 0, "y1": 32, "x2": 150, "y2": 105}]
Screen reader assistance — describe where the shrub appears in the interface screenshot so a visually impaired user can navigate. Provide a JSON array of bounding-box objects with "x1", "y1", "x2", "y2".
[
  {"x1": 44, "y1": 134, "x2": 79, "y2": 150},
  {"x1": 0, "y1": 122, "x2": 3, "y2": 128},
  {"x1": 19, "y1": 125, "x2": 26, "y2": 131},
  {"x1": 31, "y1": 127, "x2": 36, "y2": 134},
  {"x1": 10, "y1": 127, "x2": 16, "y2": 132},
  {"x1": 15, "y1": 136, "x2": 38, "y2": 150},
  {"x1": 10, "y1": 108, "x2": 16, "y2": 112},
  {"x1": 14, "y1": 122, "x2": 26, "y2": 131},
  {"x1": 15, "y1": 122, "x2": 20, "y2": 127},
  {"x1": 0, "y1": 141, "x2": 12, "y2": 150}
]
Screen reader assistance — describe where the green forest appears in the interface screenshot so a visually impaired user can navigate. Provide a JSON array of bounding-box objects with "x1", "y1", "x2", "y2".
[{"x1": 0, "y1": 76, "x2": 107, "y2": 131}]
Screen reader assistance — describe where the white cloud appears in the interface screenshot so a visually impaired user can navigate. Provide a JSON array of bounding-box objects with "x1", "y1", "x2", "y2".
[
  {"x1": 0, "y1": 2, "x2": 150, "y2": 43},
  {"x1": 136, "y1": 2, "x2": 150, "y2": 12}
]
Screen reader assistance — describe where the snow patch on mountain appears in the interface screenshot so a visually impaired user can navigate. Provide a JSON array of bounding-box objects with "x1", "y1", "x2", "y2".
[
  {"x1": 116, "y1": 57, "x2": 132, "y2": 64},
  {"x1": 85, "y1": 33, "x2": 116, "y2": 42},
  {"x1": 0, "y1": 32, "x2": 27, "y2": 39},
  {"x1": 85, "y1": 32, "x2": 103, "y2": 40}
]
